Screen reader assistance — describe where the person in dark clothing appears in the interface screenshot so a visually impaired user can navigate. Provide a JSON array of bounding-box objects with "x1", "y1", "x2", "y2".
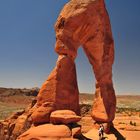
[{"x1": 99, "y1": 124, "x2": 104, "y2": 139}]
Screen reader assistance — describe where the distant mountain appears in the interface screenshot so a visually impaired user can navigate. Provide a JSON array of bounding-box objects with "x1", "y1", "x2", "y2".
[{"x1": 0, "y1": 87, "x2": 39, "y2": 97}]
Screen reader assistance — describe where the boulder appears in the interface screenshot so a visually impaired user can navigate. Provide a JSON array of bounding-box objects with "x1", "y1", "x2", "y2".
[
  {"x1": 17, "y1": 124, "x2": 72, "y2": 140},
  {"x1": 50, "y1": 110, "x2": 81, "y2": 124},
  {"x1": 31, "y1": 102, "x2": 55, "y2": 125}
]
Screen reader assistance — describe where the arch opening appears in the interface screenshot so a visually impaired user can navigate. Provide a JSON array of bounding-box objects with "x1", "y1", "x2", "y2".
[{"x1": 76, "y1": 47, "x2": 96, "y2": 95}]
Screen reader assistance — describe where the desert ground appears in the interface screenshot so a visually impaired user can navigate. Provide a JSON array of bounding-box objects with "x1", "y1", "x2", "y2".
[{"x1": 0, "y1": 88, "x2": 140, "y2": 140}]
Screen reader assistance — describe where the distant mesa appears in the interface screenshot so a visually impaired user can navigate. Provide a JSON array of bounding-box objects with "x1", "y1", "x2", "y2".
[{"x1": 0, "y1": 87, "x2": 39, "y2": 97}]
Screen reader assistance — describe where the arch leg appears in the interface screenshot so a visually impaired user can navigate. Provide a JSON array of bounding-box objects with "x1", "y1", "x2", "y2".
[{"x1": 83, "y1": 27, "x2": 116, "y2": 124}]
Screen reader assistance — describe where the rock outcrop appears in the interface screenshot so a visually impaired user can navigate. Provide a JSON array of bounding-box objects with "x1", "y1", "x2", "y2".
[
  {"x1": 37, "y1": 55, "x2": 80, "y2": 115},
  {"x1": 0, "y1": 100, "x2": 36, "y2": 140},
  {"x1": 17, "y1": 124, "x2": 72, "y2": 140},
  {"x1": 0, "y1": 0, "x2": 116, "y2": 139},
  {"x1": 17, "y1": 110, "x2": 83, "y2": 140},
  {"x1": 37, "y1": 0, "x2": 116, "y2": 125}
]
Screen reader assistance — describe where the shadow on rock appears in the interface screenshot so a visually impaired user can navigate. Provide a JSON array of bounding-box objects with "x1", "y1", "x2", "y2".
[
  {"x1": 80, "y1": 135, "x2": 92, "y2": 140},
  {"x1": 100, "y1": 137, "x2": 108, "y2": 140},
  {"x1": 110, "y1": 126, "x2": 126, "y2": 140}
]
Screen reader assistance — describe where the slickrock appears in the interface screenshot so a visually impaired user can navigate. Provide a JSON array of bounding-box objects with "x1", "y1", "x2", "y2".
[{"x1": 84, "y1": 128, "x2": 117, "y2": 140}]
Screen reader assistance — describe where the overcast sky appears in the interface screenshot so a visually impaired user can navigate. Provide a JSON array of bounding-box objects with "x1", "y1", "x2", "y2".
[{"x1": 0, "y1": 0, "x2": 140, "y2": 94}]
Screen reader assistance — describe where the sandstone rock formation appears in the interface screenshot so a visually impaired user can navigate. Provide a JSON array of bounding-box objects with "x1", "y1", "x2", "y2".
[
  {"x1": 17, "y1": 124, "x2": 73, "y2": 140},
  {"x1": 31, "y1": 102, "x2": 55, "y2": 125},
  {"x1": 37, "y1": 0, "x2": 116, "y2": 125},
  {"x1": 50, "y1": 110, "x2": 81, "y2": 124},
  {"x1": 37, "y1": 55, "x2": 80, "y2": 114},
  {"x1": 0, "y1": 100, "x2": 36, "y2": 140},
  {"x1": 17, "y1": 110, "x2": 83, "y2": 140},
  {"x1": 0, "y1": 0, "x2": 116, "y2": 139},
  {"x1": 17, "y1": 125, "x2": 84, "y2": 140}
]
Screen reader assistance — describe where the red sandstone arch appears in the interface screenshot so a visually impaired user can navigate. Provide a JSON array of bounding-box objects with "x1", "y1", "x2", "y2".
[{"x1": 33, "y1": 0, "x2": 116, "y2": 126}]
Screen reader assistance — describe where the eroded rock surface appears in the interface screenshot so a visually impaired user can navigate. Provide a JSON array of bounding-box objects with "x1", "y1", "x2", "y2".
[
  {"x1": 37, "y1": 0, "x2": 116, "y2": 124},
  {"x1": 0, "y1": 0, "x2": 116, "y2": 139},
  {"x1": 0, "y1": 100, "x2": 36, "y2": 140},
  {"x1": 50, "y1": 110, "x2": 81, "y2": 124},
  {"x1": 17, "y1": 110, "x2": 83, "y2": 140},
  {"x1": 17, "y1": 124, "x2": 72, "y2": 140},
  {"x1": 37, "y1": 55, "x2": 80, "y2": 117}
]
